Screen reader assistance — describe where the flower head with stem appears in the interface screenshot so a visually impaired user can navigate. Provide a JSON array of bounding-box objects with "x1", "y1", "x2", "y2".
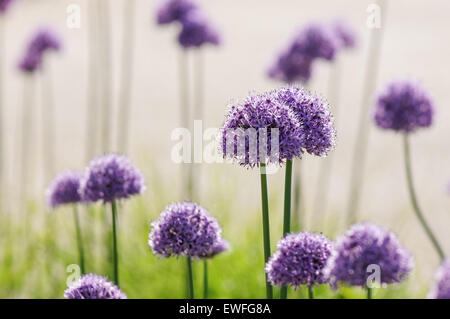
[{"x1": 64, "y1": 274, "x2": 127, "y2": 299}]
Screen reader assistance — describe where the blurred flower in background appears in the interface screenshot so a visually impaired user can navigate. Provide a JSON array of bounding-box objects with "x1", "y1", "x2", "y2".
[
  {"x1": 64, "y1": 274, "x2": 127, "y2": 299},
  {"x1": 428, "y1": 260, "x2": 450, "y2": 299}
]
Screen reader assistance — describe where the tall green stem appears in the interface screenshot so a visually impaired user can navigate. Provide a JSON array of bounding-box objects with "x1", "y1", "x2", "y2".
[
  {"x1": 73, "y1": 205, "x2": 85, "y2": 274},
  {"x1": 186, "y1": 257, "x2": 194, "y2": 299},
  {"x1": 367, "y1": 287, "x2": 372, "y2": 299},
  {"x1": 259, "y1": 163, "x2": 273, "y2": 299},
  {"x1": 308, "y1": 286, "x2": 314, "y2": 299},
  {"x1": 111, "y1": 200, "x2": 119, "y2": 285},
  {"x1": 203, "y1": 260, "x2": 208, "y2": 299},
  {"x1": 280, "y1": 159, "x2": 293, "y2": 299},
  {"x1": 403, "y1": 135, "x2": 445, "y2": 261}
]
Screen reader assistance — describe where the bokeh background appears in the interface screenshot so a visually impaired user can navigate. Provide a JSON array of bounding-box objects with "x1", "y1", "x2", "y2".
[{"x1": 0, "y1": 0, "x2": 449, "y2": 298}]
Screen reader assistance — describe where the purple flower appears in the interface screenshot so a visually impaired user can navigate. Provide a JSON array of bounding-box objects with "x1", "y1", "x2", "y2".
[
  {"x1": 220, "y1": 90, "x2": 304, "y2": 167},
  {"x1": 291, "y1": 23, "x2": 338, "y2": 61},
  {"x1": 374, "y1": 81, "x2": 434, "y2": 133},
  {"x1": 275, "y1": 86, "x2": 336, "y2": 157},
  {"x1": 428, "y1": 260, "x2": 450, "y2": 299},
  {"x1": 203, "y1": 239, "x2": 230, "y2": 259},
  {"x1": 64, "y1": 274, "x2": 127, "y2": 299},
  {"x1": 265, "y1": 232, "x2": 333, "y2": 288},
  {"x1": 81, "y1": 154, "x2": 145, "y2": 203},
  {"x1": 156, "y1": 0, "x2": 197, "y2": 25},
  {"x1": 0, "y1": 0, "x2": 14, "y2": 14},
  {"x1": 330, "y1": 20, "x2": 357, "y2": 50},
  {"x1": 149, "y1": 201, "x2": 226, "y2": 258},
  {"x1": 46, "y1": 171, "x2": 83, "y2": 208},
  {"x1": 178, "y1": 10, "x2": 220, "y2": 48},
  {"x1": 268, "y1": 48, "x2": 313, "y2": 84},
  {"x1": 324, "y1": 223, "x2": 413, "y2": 288}
]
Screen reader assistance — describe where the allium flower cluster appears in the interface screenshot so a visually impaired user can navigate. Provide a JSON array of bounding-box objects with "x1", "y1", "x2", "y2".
[
  {"x1": 324, "y1": 223, "x2": 413, "y2": 288},
  {"x1": 0, "y1": 0, "x2": 14, "y2": 14},
  {"x1": 330, "y1": 20, "x2": 357, "y2": 50},
  {"x1": 268, "y1": 48, "x2": 313, "y2": 84},
  {"x1": 149, "y1": 201, "x2": 227, "y2": 259},
  {"x1": 265, "y1": 232, "x2": 333, "y2": 288},
  {"x1": 428, "y1": 260, "x2": 450, "y2": 299},
  {"x1": 81, "y1": 154, "x2": 145, "y2": 203},
  {"x1": 46, "y1": 171, "x2": 83, "y2": 208},
  {"x1": 64, "y1": 274, "x2": 127, "y2": 299},
  {"x1": 156, "y1": 0, "x2": 197, "y2": 25},
  {"x1": 374, "y1": 81, "x2": 434, "y2": 133}
]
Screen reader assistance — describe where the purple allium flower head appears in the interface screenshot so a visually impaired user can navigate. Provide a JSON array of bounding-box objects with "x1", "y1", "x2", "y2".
[
  {"x1": 202, "y1": 238, "x2": 230, "y2": 259},
  {"x1": 0, "y1": 0, "x2": 14, "y2": 14},
  {"x1": 275, "y1": 86, "x2": 336, "y2": 157},
  {"x1": 46, "y1": 171, "x2": 83, "y2": 208},
  {"x1": 268, "y1": 48, "x2": 313, "y2": 84},
  {"x1": 291, "y1": 23, "x2": 338, "y2": 61},
  {"x1": 156, "y1": 0, "x2": 197, "y2": 25},
  {"x1": 178, "y1": 10, "x2": 220, "y2": 48},
  {"x1": 428, "y1": 260, "x2": 450, "y2": 299},
  {"x1": 81, "y1": 154, "x2": 145, "y2": 203},
  {"x1": 265, "y1": 232, "x2": 333, "y2": 288},
  {"x1": 374, "y1": 81, "x2": 434, "y2": 133},
  {"x1": 149, "y1": 201, "x2": 225, "y2": 258},
  {"x1": 324, "y1": 223, "x2": 413, "y2": 288},
  {"x1": 220, "y1": 90, "x2": 304, "y2": 167},
  {"x1": 330, "y1": 20, "x2": 357, "y2": 50},
  {"x1": 64, "y1": 274, "x2": 127, "y2": 299}
]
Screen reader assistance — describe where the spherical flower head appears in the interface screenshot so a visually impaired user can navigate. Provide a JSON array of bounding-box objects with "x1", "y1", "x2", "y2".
[
  {"x1": 268, "y1": 48, "x2": 313, "y2": 84},
  {"x1": 291, "y1": 23, "x2": 338, "y2": 61},
  {"x1": 156, "y1": 0, "x2": 197, "y2": 25},
  {"x1": 330, "y1": 20, "x2": 357, "y2": 50},
  {"x1": 275, "y1": 85, "x2": 336, "y2": 157},
  {"x1": 265, "y1": 232, "x2": 333, "y2": 288},
  {"x1": 64, "y1": 274, "x2": 127, "y2": 299},
  {"x1": 0, "y1": 0, "x2": 14, "y2": 14},
  {"x1": 428, "y1": 260, "x2": 450, "y2": 299},
  {"x1": 374, "y1": 81, "x2": 434, "y2": 133},
  {"x1": 149, "y1": 201, "x2": 225, "y2": 258},
  {"x1": 178, "y1": 10, "x2": 220, "y2": 48},
  {"x1": 324, "y1": 223, "x2": 413, "y2": 288},
  {"x1": 81, "y1": 154, "x2": 146, "y2": 203},
  {"x1": 46, "y1": 171, "x2": 83, "y2": 208},
  {"x1": 220, "y1": 90, "x2": 304, "y2": 167}
]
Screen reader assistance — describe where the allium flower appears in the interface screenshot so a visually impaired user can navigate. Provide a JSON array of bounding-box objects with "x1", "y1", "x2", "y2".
[
  {"x1": 64, "y1": 274, "x2": 127, "y2": 299},
  {"x1": 46, "y1": 171, "x2": 82, "y2": 208},
  {"x1": 275, "y1": 86, "x2": 336, "y2": 157},
  {"x1": 149, "y1": 201, "x2": 225, "y2": 258},
  {"x1": 220, "y1": 90, "x2": 304, "y2": 167},
  {"x1": 202, "y1": 239, "x2": 230, "y2": 259},
  {"x1": 268, "y1": 48, "x2": 313, "y2": 84},
  {"x1": 374, "y1": 81, "x2": 434, "y2": 133},
  {"x1": 265, "y1": 232, "x2": 333, "y2": 288},
  {"x1": 0, "y1": 0, "x2": 14, "y2": 14},
  {"x1": 324, "y1": 223, "x2": 413, "y2": 288},
  {"x1": 291, "y1": 23, "x2": 338, "y2": 61},
  {"x1": 178, "y1": 10, "x2": 220, "y2": 48},
  {"x1": 428, "y1": 260, "x2": 450, "y2": 299},
  {"x1": 330, "y1": 20, "x2": 357, "y2": 50},
  {"x1": 156, "y1": 0, "x2": 197, "y2": 25},
  {"x1": 81, "y1": 154, "x2": 145, "y2": 203}
]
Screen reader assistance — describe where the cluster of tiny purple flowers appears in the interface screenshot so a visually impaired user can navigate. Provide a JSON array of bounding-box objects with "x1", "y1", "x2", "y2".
[
  {"x1": 428, "y1": 260, "x2": 450, "y2": 299},
  {"x1": 46, "y1": 171, "x2": 83, "y2": 208},
  {"x1": 64, "y1": 274, "x2": 127, "y2": 299}
]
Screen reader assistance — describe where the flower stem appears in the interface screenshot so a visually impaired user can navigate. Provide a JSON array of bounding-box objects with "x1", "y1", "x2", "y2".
[
  {"x1": 203, "y1": 260, "x2": 208, "y2": 299},
  {"x1": 280, "y1": 159, "x2": 293, "y2": 299},
  {"x1": 259, "y1": 163, "x2": 273, "y2": 299},
  {"x1": 367, "y1": 287, "x2": 372, "y2": 299},
  {"x1": 308, "y1": 286, "x2": 314, "y2": 299},
  {"x1": 186, "y1": 257, "x2": 194, "y2": 299},
  {"x1": 111, "y1": 200, "x2": 119, "y2": 285},
  {"x1": 292, "y1": 164, "x2": 303, "y2": 231},
  {"x1": 73, "y1": 205, "x2": 85, "y2": 274},
  {"x1": 403, "y1": 135, "x2": 445, "y2": 261}
]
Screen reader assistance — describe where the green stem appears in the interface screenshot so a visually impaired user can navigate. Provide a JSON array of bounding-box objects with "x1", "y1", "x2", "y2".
[
  {"x1": 280, "y1": 159, "x2": 293, "y2": 299},
  {"x1": 259, "y1": 163, "x2": 273, "y2": 299},
  {"x1": 203, "y1": 260, "x2": 208, "y2": 299},
  {"x1": 111, "y1": 201, "x2": 119, "y2": 285},
  {"x1": 403, "y1": 135, "x2": 445, "y2": 261},
  {"x1": 367, "y1": 287, "x2": 372, "y2": 299},
  {"x1": 73, "y1": 205, "x2": 85, "y2": 274},
  {"x1": 186, "y1": 257, "x2": 194, "y2": 299},
  {"x1": 292, "y1": 164, "x2": 302, "y2": 231},
  {"x1": 308, "y1": 286, "x2": 314, "y2": 299}
]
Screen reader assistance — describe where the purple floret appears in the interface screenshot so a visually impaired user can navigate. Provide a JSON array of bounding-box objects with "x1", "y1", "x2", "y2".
[
  {"x1": 0, "y1": 0, "x2": 14, "y2": 14},
  {"x1": 374, "y1": 81, "x2": 434, "y2": 133},
  {"x1": 265, "y1": 232, "x2": 333, "y2": 288},
  {"x1": 178, "y1": 10, "x2": 220, "y2": 48},
  {"x1": 149, "y1": 201, "x2": 226, "y2": 258},
  {"x1": 81, "y1": 154, "x2": 145, "y2": 203},
  {"x1": 156, "y1": 0, "x2": 197, "y2": 25},
  {"x1": 64, "y1": 274, "x2": 127, "y2": 299},
  {"x1": 324, "y1": 223, "x2": 413, "y2": 288},
  {"x1": 428, "y1": 260, "x2": 450, "y2": 299},
  {"x1": 46, "y1": 171, "x2": 83, "y2": 208}
]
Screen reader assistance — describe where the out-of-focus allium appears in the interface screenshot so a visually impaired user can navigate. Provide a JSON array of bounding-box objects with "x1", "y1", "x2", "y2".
[
  {"x1": 220, "y1": 91, "x2": 304, "y2": 167},
  {"x1": 156, "y1": 0, "x2": 197, "y2": 25},
  {"x1": 81, "y1": 154, "x2": 145, "y2": 203},
  {"x1": 291, "y1": 23, "x2": 338, "y2": 61},
  {"x1": 268, "y1": 48, "x2": 313, "y2": 84},
  {"x1": 324, "y1": 223, "x2": 413, "y2": 288},
  {"x1": 149, "y1": 201, "x2": 225, "y2": 258},
  {"x1": 202, "y1": 239, "x2": 230, "y2": 259},
  {"x1": 374, "y1": 81, "x2": 434, "y2": 133},
  {"x1": 0, "y1": 0, "x2": 14, "y2": 14},
  {"x1": 265, "y1": 232, "x2": 333, "y2": 288},
  {"x1": 428, "y1": 260, "x2": 450, "y2": 299},
  {"x1": 330, "y1": 20, "x2": 357, "y2": 49},
  {"x1": 276, "y1": 86, "x2": 336, "y2": 157},
  {"x1": 178, "y1": 10, "x2": 220, "y2": 48},
  {"x1": 46, "y1": 171, "x2": 82, "y2": 208},
  {"x1": 64, "y1": 274, "x2": 127, "y2": 299},
  {"x1": 18, "y1": 53, "x2": 41, "y2": 73}
]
